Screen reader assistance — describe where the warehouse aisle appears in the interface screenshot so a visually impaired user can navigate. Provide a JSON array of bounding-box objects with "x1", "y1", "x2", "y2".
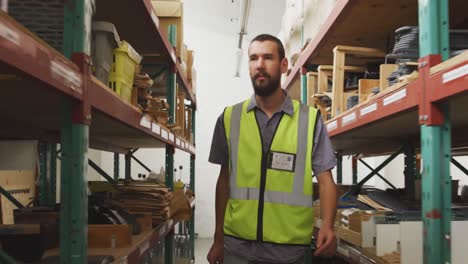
[{"x1": 194, "y1": 238, "x2": 213, "y2": 263}]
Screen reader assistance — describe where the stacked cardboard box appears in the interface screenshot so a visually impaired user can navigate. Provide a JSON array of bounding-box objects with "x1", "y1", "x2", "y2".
[{"x1": 152, "y1": 1, "x2": 184, "y2": 58}]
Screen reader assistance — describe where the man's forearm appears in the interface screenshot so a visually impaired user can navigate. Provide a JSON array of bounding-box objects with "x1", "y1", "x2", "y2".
[
  {"x1": 318, "y1": 171, "x2": 337, "y2": 229},
  {"x1": 214, "y1": 165, "x2": 229, "y2": 241}
]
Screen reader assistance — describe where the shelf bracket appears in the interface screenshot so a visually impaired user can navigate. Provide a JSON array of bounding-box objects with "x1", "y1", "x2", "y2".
[
  {"x1": 358, "y1": 159, "x2": 397, "y2": 189},
  {"x1": 131, "y1": 154, "x2": 152, "y2": 173},
  {"x1": 343, "y1": 146, "x2": 404, "y2": 197},
  {"x1": 0, "y1": 184, "x2": 24, "y2": 209},
  {"x1": 88, "y1": 159, "x2": 118, "y2": 185},
  {"x1": 451, "y1": 157, "x2": 468, "y2": 177}
]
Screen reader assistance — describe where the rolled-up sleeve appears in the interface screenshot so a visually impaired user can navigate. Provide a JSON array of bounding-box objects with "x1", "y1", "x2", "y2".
[{"x1": 311, "y1": 116, "x2": 336, "y2": 175}]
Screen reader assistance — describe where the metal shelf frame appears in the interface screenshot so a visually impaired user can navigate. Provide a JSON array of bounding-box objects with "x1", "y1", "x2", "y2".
[
  {"x1": 0, "y1": 0, "x2": 196, "y2": 262},
  {"x1": 286, "y1": 0, "x2": 468, "y2": 262}
]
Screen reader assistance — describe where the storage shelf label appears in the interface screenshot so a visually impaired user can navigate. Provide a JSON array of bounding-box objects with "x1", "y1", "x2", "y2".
[
  {"x1": 50, "y1": 60, "x2": 82, "y2": 90},
  {"x1": 169, "y1": 133, "x2": 175, "y2": 142},
  {"x1": 140, "y1": 116, "x2": 152, "y2": 129},
  {"x1": 139, "y1": 241, "x2": 150, "y2": 256},
  {"x1": 443, "y1": 64, "x2": 468, "y2": 83},
  {"x1": 171, "y1": 50, "x2": 176, "y2": 63},
  {"x1": 151, "y1": 10, "x2": 160, "y2": 28},
  {"x1": 342, "y1": 112, "x2": 357, "y2": 125},
  {"x1": 360, "y1": 103, "x2": 377, "y2": 116},
  {"x1": 151, "y1": 122, "x2": 161, "y2": 135},
  {"x1": 383, "y1": 88, "x2": 406, "y2": 106},
  {"x1": 0, "y1": 21, "x2": 20, "y2": 46},
  {"x1": 176, "y1": 138, "x2": 181, "y2": 146},
  {"x1": 326, "y1": 120, "x2": 338, "y2": 132},
  {"x1": 161, "y1": 130, "x2": 169, "y2": 140}
]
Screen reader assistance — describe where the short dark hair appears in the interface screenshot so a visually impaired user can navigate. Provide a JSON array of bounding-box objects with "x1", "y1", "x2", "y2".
[{"x1": 250, "y1": 34, "x2": 285, "y2": 60}]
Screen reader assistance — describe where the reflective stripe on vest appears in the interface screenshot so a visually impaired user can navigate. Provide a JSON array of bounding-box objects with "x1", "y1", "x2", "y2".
[{"x1": 227, "y1": 100, "x2": 314, "y2": 208}]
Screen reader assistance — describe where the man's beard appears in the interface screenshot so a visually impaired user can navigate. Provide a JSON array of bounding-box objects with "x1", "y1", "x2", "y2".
[{"x1": 250, "y1": 71, "x2": 281, "y2": 97}]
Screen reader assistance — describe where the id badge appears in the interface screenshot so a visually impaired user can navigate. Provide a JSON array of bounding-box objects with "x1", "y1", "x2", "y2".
[{"x1": 268, "y1": 151, "x2": 296, "y2": 172}]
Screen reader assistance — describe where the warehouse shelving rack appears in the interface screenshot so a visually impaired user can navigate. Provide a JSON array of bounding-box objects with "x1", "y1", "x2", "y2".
[
  {"x1": 0, "y1": 0, "x2": 196, "y2": 263},
  {"x1": 283, "y1": 0, "x2": 468, "y2": 263}
]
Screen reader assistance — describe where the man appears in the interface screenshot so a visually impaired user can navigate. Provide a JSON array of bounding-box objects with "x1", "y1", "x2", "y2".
[{"x1": 207, "y1": 34, "x2": 337, "y2": 264}]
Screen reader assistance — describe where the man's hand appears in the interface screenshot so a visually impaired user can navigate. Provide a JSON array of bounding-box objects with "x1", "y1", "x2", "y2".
[
  {"x1": 207, "y1": 238, "x2": 224, "y2": 264},
  {"x1": 313, "y1": 226, "x2": 337, "y2": 257}
]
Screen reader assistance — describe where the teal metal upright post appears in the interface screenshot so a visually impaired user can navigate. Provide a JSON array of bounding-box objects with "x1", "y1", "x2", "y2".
[
  {"x1": 301, "y1": 67, "x2": 308, "y2": 105},
  {"x1": 189, "y1": 106, "x2": 196, "y2": 262},
  {"x1": 404, "y1": 144, "x2": 416, "y2": 200},
  {"x1": 39, "y1": 142, "x2": 58, "y2": 206},
  {"x1": 165, "y1": 24, "x2": 177, "y2": 264},
  {"x1": 336, "y1": 153, "x2": 343, "y2": 184},
  {"x1": 418, "y1": 0, "x2": 451, "y2": 263},
  {"x1": 60, "y1": 0, "x2": 94, "y2": 263},
  {"x1": 125, "y1": 152, "x2": 131, "y2": 180},
  {"x1": 352, "y1": 156, "x2": 358, "y2": 184},
  {"x1": 167, "y1": 25, "x2": 177, "y2": 124},
  {"x1": 301, "y1": 66, "x2": 312, "y2": 264},
  {"x1": 38, "y1": 142, "x2": 50, "y2": 206},
  {"x1": 114, "y1": 153, "x2": 119, "y2": 180},
  {"x1": 49, "y1": 143, "x2": 57, "y2": 205}
]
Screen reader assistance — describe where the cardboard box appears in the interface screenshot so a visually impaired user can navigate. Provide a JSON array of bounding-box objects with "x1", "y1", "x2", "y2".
[
  {"x1": 181, "y1": 44, "x2": 188, "y2": 62},
  {"x1": 187, "y1": 49, "x2": 194, "y2": 79},
  {"x1": 379, "y1": 64, "x2": 398, "y2": 91},
  {"x1": 152, "y1": 1, "x2": 184, "y2": 57},
  {"x1": 189, "y1": 68, "x2": 196, "y2": 94},
  {"x1": 152, "y1": 1, "x2": 183, "y2": 17}
]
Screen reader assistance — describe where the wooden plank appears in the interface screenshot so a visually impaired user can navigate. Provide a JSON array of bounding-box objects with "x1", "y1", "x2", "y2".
[
  {"x1": 317, "y1": 67, "x2": 330, "y2": 94},
  {"x1": 289, "y1": 78, "x2": 301, "y2": 101},
  {"x1": 336, "y1": 225, "x2": 361, "y2": 246},
  {"x1": 307, "y1": 72, "x2": 318, "y2": 106},
  {"x1": 334, "y1": 45, "x2": 386, "y2": 57},
  {"x1": 177, "y1": 90, "x2": 185, "y2": 137},
  {"x1": 0, "y1": 170, "x2": 36, "y2": 224},
  {"x1": 0, "y1": 224, "x2": 40, "y2": 235},
  {"x1": 332, "y1": 49, "x2": 345, "y2": 116},
  {"x1": 359, "y1": 79, "x2": 380, "y2": 103},
  {"x1": 88, "y1": 224, "x2": 132, "y2": 248},
  {"x1": 318, "y1": 65, "x2": 366, "y2": 72},
  {"x1": 380, "y1": 64, "x2": 398, "y2": 91},
  {"x1": 430, "y1": 50, "x2": 468, "y2": 75}
]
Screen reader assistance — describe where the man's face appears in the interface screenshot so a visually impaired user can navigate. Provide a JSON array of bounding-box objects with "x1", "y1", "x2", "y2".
[{"x1": 248, "y1": 40, "x2": 288, "y2": 97}]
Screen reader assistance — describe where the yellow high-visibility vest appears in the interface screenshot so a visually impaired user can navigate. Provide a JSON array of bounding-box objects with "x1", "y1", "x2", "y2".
[{"x1": 223, "y1": 99, "x2": 318, "y2": 245}]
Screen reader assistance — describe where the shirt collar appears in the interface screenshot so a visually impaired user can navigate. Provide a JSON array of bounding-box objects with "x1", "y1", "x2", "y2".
[{"x1": 246, "y1": 90, "x2": 294, "y2": 116}]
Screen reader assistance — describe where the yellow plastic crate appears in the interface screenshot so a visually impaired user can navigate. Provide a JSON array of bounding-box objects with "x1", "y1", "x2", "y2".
[
  {"x1": 109, "y1": 73, "x2": 133, "y2": 103},
  {"x1": 109, "y1": 41, "x2": 142, "y2": 102}
]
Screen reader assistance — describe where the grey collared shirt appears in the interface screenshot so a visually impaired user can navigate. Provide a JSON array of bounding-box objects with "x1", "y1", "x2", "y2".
[{"x1": 208, "y1": 94, "x2": 336, "y2": 263}]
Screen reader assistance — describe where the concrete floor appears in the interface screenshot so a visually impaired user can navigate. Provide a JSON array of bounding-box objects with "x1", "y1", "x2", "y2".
[{"x1": 194, "y1": 238, "x2": 213, "y2": 264}]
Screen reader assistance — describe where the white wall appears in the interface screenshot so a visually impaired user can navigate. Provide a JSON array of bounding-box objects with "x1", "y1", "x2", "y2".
[{"x1": 185, "y1": 28, "x2": 253, "y2": 238}]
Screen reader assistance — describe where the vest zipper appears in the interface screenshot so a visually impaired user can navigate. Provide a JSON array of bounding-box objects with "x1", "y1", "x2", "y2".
[{"x1": 254, "y1": 111, "x2": 284, "y2": 242}]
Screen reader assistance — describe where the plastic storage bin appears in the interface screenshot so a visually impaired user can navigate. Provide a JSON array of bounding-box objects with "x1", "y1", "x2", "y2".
[
  {"x1": 91, "y1": 21, "x2": 120, "y2": 84},
  {"x1": 109, "y1": 41, "x2": 142, "y2": 103}
]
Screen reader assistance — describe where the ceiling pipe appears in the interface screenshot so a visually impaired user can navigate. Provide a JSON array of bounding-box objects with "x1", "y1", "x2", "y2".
[{"x1": 235, "y1": 0, "x2": 251, "y2": 77}]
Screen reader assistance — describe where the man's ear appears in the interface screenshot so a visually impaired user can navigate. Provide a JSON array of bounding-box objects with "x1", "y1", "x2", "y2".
[{"x1": 281, "y1": 58, "x2": 289, "y2": 73}]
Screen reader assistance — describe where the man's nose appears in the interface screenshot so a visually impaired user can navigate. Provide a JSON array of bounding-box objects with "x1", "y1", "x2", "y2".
[{"x1": 255, "y1": 57, "x2": 266, "y2": 69}]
